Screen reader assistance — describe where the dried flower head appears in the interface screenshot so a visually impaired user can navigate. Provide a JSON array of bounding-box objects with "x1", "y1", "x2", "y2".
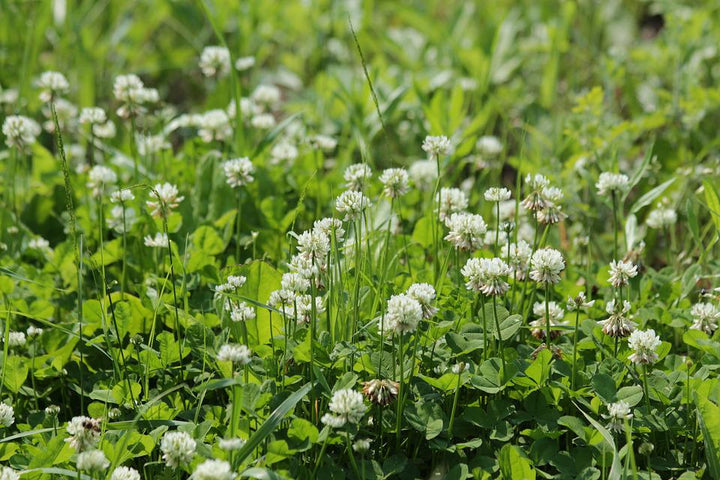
[
  {"x1": 362, "y1": 379, "x2": 399, "y2": 405},
  {"x1": 598, "y1": 300, "x2": 636, "y2": 338}
]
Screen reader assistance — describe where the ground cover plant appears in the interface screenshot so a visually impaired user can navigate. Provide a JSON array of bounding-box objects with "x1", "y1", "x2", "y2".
[{"x1": 1, "y1": 0, "x2": 720, "y2": 478}]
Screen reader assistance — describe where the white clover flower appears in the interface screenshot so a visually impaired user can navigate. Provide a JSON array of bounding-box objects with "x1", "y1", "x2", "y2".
[
  {"x1": 336, "y1": 190, "x2": 370, "y2": 221},
  {"x1": 77, "y1": 450, "x2": 109, "y2": 472},
  {"x1": 484, "y1": 187, "x2": 512, "y2": 202},
  {"x1": 219, "y1": 437, "x2": 246, "y2": 450},
  {"x1": 86, "y1": 165, "x2": 117, "y2": 196},
  {"x1": 79, "y1": 107, "x2": 107, "y2": 125},
  {"x1": 110, "y1": 466, "x2": 141, "y2": 480},
  {"x1": 344, "y1": 164, "x2": 372, "y2": 190},
  {"x1": 251, "y1": 84, "x2": 281, "y2": 108},
  {"x1": 599, "y1": 300, "x2": 636, "y2": 338},
  {"x1": 690, "y1": 303, "x2": 720, "y2": 335},
  {"x1": 107, "y1": 206, "x2": 136, "y2": 234},
  {"x1": 509, "y1": 240, "x2": 532, "y2": 279},
  {"x1": 191, "y1": 459, "x2": 235, "y2": 480},
  {"x1": 110, "y1": 188, "x2": 135, "y2": 203},
  {"x1": 537, "y1": 186, "x2": 567, "y2": 224},
  {"x1": 36, "y1": 71, "x2": 70, "y2": 102},
  {"x1": 521, "y1": 174, "x2": 550, "y2": 211},
  {"x1": 604, "y1": 401, "x2": 632, "y2": 432},
  {"x1": 113, "y1": 74, "x2": 144, "y2": 103},
  {"x1": 326, "y1": 388, "x2": 366, "y2": 426},
  {"x1": 444, "y1": 212, "x2": 487, "y2": 251},
  {"x1": 28, "y1": 237, "x2": 51, "y2": 251},
  {"x1": 41, "y1": 98, "x2": 77, "y2": 133},
  {"x1": 566, "y1": 291, "x2": 595, "y2": 311},
  {"x1": 379, "y1": 168, "x2": 410, "y2": 198},
  {"x1": 498, "y1": 200, "x2": 516, "y2": 220},
  {"x1": 313, "y1": 217, "x2": 345, "y2": 240},
  {"x1": 422, "y1": 135, "x2": 452, "y2": 158},
  {"x1": 530, "y1": 248, "x2": 565, "y2": 284},
  {"x1": 628, "y1": 329, "x2": 662, "y2": 365},
  {"x1": 461, "y1": 257, "x2": 511, "y2": 296},
  {"x1": 308, "y1": 134, "x2": 337, "y2": 152},
  {"x1": 160, "y1": 431, "x2": 196, "y2": 469},
  {"x1": 199, "y1": 46, "x2": 231, "y2": 77},
  {"x1": 136, "y1": 133, "x2": 170, "y2": 156},
  {"x1": 3, "y1": 115, "x2": 41, "y2": 150},
  {"x1": 65, "y1": 416, "x2": 101, "y2": 452},
  {"x1": 7, "y1": 332, "x2": 26, "y2": 348},
  {"x1": 608, "y1": 260, "x2": 638, "y2": 288},
  {"x1": 230, "y1": 303, "x2": 256, "y2": 322},
  {"x1": 596, "y1": 172, "x2": 630, "y2": 196},
  {"x1": 383, "y1": 293, "x2": 423, "y2": 333},
  {"x1": 0, "y1": 467, "x2": 19, "y2": 480},
  {"x1": 147, "y1": 183, "x2": 184, "y2": 217},
  {"x1": 217, "y1": 344, "x2": 252, "y2": 364},
  {"x1": 408, "y1": 159, "x2": 438, "y2": 190},
  {"x1": 646, "y1": 206, "x2": 677, "y2": 229},
  {"x1": 235, "y1": 56, "x2": 256, "y2": 71},
  {"x1": 270, "y1": 141, "x2": 298, "y2": 165},
  {"x1": 222, "y1": 157, "x2": 255, "y2": 188},
  {"x1": 292, "y1": 294, "x2": 325, "y2": 324},
  {"x1": 530, "y1": 301, "x2": 566, "y2": 339},
  {"x1": 288, "y1": 253, "x2": 322, "y2": 279},
  {"x1": 353, "y1": 438, "x2": 371, "y2": 453},
  {"x1": 295, "y1": 228, "x2": 331, "y2": 261},
  {"x1": 197, "y1": 109, "x2": 232, "y2": 142},
  {"x1": 281, "y1": 273, "x2": 310, "y2": 293},
  {"x1": 93, "y1": 120, "x2": 116, "y2": 139},
  {"x1": 27, "y1": 325, "x2": 43, "y2": 338},
  {"x1": 251, "y1": 113, "x2": 276, "y2": 129},
  {"x1": 143, "y1": 233, "x2": 169, "y2": 248},
  {"x1": 220, "y1": 275, "x2": 247, "y2": 291},
  {"x1": 476, "y1": 135, "x2": 503, "y2": 157},
  {"x1": 0, "y1": 88, "x2": 18, "y2": 105},
  {"x1": 437, "y1": 187, "x2": 468, "y2": 221},
  {"x1": 0, "y1": 404, "x2": 14, "y2": 428},
  {"x1": 451, "y1": 362, "x2": 467, "y2": 374},
  {"x1": 406, "y1": 283, "x2": 437, "y2": 319},
  {"x1": 321, "y1": 413, "x2": 346, "y2": 428}
]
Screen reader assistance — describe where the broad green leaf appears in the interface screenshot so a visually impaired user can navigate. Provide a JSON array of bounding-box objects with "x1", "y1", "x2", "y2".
[
  {"x1": 498, "y1": 444, "x2": 535, "y2": 480},
  {"x1": 703, "y1": 180, "x2": 720, "y2": 234},
  {"x1": 630, "y1": 178, "x2": 675, "y2": 214}
]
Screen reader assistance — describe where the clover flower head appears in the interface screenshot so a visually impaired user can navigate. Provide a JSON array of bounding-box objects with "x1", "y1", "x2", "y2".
[
  {"x1": 36, "y1": 70, "x2": 70, "y2": 102},
  {"x1": 437, "y1": 187, "x2": 468, "y2": 221},
  {"x1": 147, "y1": 183, "x2": 184, "y2": 217},
  {"x1": 3, "y1": 115, "x2": 41, "y2": 150},
  {"x1": 87, "y1": 165, "x2": 117, "y2": 196},
  {"x1": 609, "y1": 260, "x2": 638, "y2": 288},
  {"x1": 598, "y1": 299, "x2": 636, "y2": 338},
  {"x1": 646, "y1": 205, "x2": 677, "y2": 229},
  {"x1": 596, "y1": 172, "x2": 630, "y2": 196},
  {"x1": 383, "y1": 293, "x2": 423, "y2": 333},
  {"x1": 530, "y1": 248, "x2": 565, "y2": 284},
  {"x1": 190, "y1": 459, "x2": 236, "y2": 480},
  {"x1": 217, "y1": 344, "x2": 252, "y2": 364},
  {"x1": 444, "y1": 212, "x2": 487, "y2": 251},
  {"x1": 65, "y1": 416, "x2": 101, "y2": 452},
  {"x1": 476, "y1": 135, "x2": 503, "y2": 156},
  {"x1": 484, "y1": 187, "x2": 512, "y2": 202},
  {"x1": 143, "y1": 232, "x2": 169, "y2": 248},
  {"x1": 223, "y1": 157, "x2": 255, "y2": 188},
  {"x1": 406, "y1": 283, "x2": 438, "y2": 319},
  {"x1": 160, "y1": 431, "x2": 196, "y2": 468},
  {"x1": 344, "y1": 163, "x2": 372, "y2": 190},
  {"x1": 0, "y1": 404, "x2": 14, "y2": 428},
  {"x1": 326, "y1": 388, "x2": 366, "y2": 426},
  {"x1": 76, "y1": 450, "x2": 109, "y2": 472},
  {"x1": 461, "y1": 257, "x2": 511, "y2": 296},
  {"x1": 335, "y1": 190, "x2": 370, "y2": 221},
  {"x1": 379, "y1": 168, "x2": 410, "y2": 198},
  {"x1": 604, "y1": 401, "x2": 632, "y2": 432},
  {"x1": 690, "y1": 302, "x2": 720, "y2": 335},
  {"x1": 628, "y1": 329, "x2": 662, "y2": 365},
  {"x1": 110, "y1": 467, "x2": 141, "y2": 480},
  {"x1": 422, "y1": 135, "x2": 452, "y2": 157},
  {"x1": 408, "y1": 159, "x2": 438, "y2": 190},
  {"x1": 79, "y1": 107, "x2": 107, "y2": 125},
  {"x1": 199, "y1": 46, "x2": 231, "y2": 77}
]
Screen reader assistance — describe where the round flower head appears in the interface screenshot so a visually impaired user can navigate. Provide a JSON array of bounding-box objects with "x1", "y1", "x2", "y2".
[
  {"x1": 324, "y1": 388, "x2": 366, "y2": 427},
  {"x1": 353, "y1": 438, "x2": 372, "y2": 453},
  {"x1": 65, "y1": 416, "x2": 101, "y2": 452},
  {"x1": 27, "y1": 325, "x2": 43, "y2": 338},
  {"x1": 28, "y1": 237, "x2": 51, "y2": 251},
  {"x1": 197, "y1": 109, "x2": 232, "y2": 142},
  {"x1": 147, "y1": 183, "x2": 184, "y2": 218},
  {"x1": 484, "y1": 187, "x2": 511, "y2": 202},
  {"x1": 144, "y1": 233, "x2": 169, "y2": 248},
  {"x1": 530, "y1": 301, "x2": 566, "y2": 339},
  {"x1": 313, "y1": 217, "x2": 345, "y2": 241},
  {"x1": 521, "y1": 174, "x2": 550, "y2": 211},
  {"x1": 383, "y1": 293, "x2": 423, "y2": 333},
  {"x1": 295, "y1": 228, "x2": 331, "y2": 261},
  {"x1": 344, "y1": 163, "x2": 372, "y2": 190},
  {"x1": 136, "y1": 134, "x2": 170, "y2": 156},
  {"x1": 251, "y1": 84, "x2": 281, "y2": 108},
  {"x1": 113, "y1": 74, "x2": 144, "y2": 103},
  {"x1": 604, "y1": 401, "x2": 632, "y2": 433},
  {"x1": 76, "y1": 450, "x2": 110, "y2": 472},
  {"x1": 308, "y1": 134, "x2": 337, "y2": 152},
  {"x1": 291, "y1": 294, "x2": 326, "y2": 325},
  {"x1": 86, "y1": 165, "x2": 117, "y2": 196},
  {"x1": 3, "y1": 115, "x2": 41, "y2": 151},
  {"x1": 598, "y1": 300, "x2": 636, "y2": 338},
  {"x1": 219, "y1": 437, "x2": 246, "y2": 451},
  {"x1": 509, "y1": 240, "x2": 532, "y2": 279},
  {"x1": 596, "y1": 172, "x2": 630, "y2": 196},
  {"x1": 538, "y1": 186, "x2": 567, "y2": 225},
  {"x1": 379, "y1": 168, "x2": 410, "y2": 198},
  {"x1": 408, "y1": 159, "x2": 438, "y2": 190},
  {"x1": 93, "y1": 120, "x2": 116, "y2": 139},
  {"x1": 235, "y1": 55, "x2": 255, "y2": 71},
  {"x1": 79, "y1": 107, "x2": 107, "y2": 125},
  {"x1": 690, "y1": 302, "x2": 720, "y2": 335},
  {"x1": 223, "y1": 157, "x2": 255, "y2": 188},
  {"x1": 269, "y1": 141, "x2": 298, "y2": 165},
  {"x1": 107, "y1": 206, "x2": 137, "y2": 234},
  {"x1": 530, "y1": 248, "x2": 565, "y2": 284},
  {"x1": 628, "y1": 329, "x2": 662, "y2": 365},
  {"x1": 160, "y1": 431, "x2": 196, "y2": 468},
  {"x1": 646, "y1": 205, "x2": 677, "y2": 229},
  {"x1": 422, "y1": 135, "x2": 452, "y2": 158},
  {"x1": 476, "y1": 135, "x2": 503, "y2": 157},
  {"x1": 335, "y1": 190, "x2": 370, "y2": 221},
  {"x1": 110, "y1": 188, "x2": 135, "y2": 203},
  {"x1": 217, "y1": 344, "x2": 252, "y2": 365},
  {"x1": 230, "y1": 302, "x2": 256, "y2": 322},
  {"x1": 444, "y1": 212, "x2": 487, "y2": 251},
  {"x1": 406, "y1": 283, "x2": 438, "y2": 319},
  {"x1": 191, "y1": 459, "x2": 235, "y2": 480},
  {"x1": 111, "y1": 467, "x2": 141, "y2": 480},
  {"x1": 437, "y1": 188, "x2": 468, "y2": 221},
  {"x1": 36, "y1": 70, "x2": 69, "y2": 102},
  {"x1": 461, "y1": 257, "x2": 511, "y2": 296},
  {"x1": 215, "y1": 275, "x2": 247, "y2": 294},
  {"x1": 0, "y1": 404, "x2": 14, "y2": 428},
  {"x1": 0, "y1": 467, "x2": 20, "y2": 480},
  {"x1": 7, "y1": 332, "x2": 26, "y2": 348},
  {"x1": 608, "y1": 260, "x2": 638, "y2": 288},
  {"x1": 199, "y1": 46, "x2": 231, "y2": 77},
  {"x1": 251, "y1": 113, "x2": 275, "y2": 129},
  {"x1": 362, "y1": 379, "x2": 399, "y2": 406}
]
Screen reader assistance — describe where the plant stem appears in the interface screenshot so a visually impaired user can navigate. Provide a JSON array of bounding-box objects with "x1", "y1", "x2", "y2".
[
  {"x1": 395, "y1": 333, "x2": 405, "y2": 449},
  {"x1": 612, "y1": 191, "x2": 619, "y2": 261},
  {"x1": 545, "y1": 283, "x2": 551, "y2": 349},
  {"x1": 572, "y1": 308, "x2": 580, "y2": 390},
  {"x1": 447, "y1": 368, "x2": 462, "y2": 436},
  {"x1": 492, "y1": 295, "x2": 506, "y2": 374}
]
